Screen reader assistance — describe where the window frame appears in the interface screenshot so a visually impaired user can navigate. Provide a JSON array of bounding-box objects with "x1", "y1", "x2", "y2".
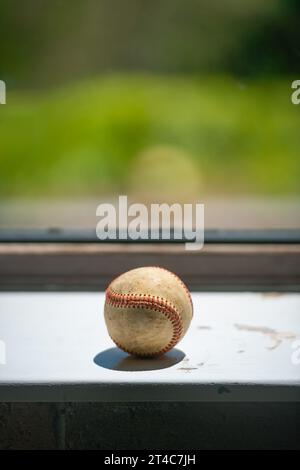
[{"x1": 0, "y1": 229, "x2": 299, "y2": 292}]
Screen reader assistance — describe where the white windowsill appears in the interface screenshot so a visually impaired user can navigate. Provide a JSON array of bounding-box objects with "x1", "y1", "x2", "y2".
[{"x1": 0, "y1": 292, "x2": 299, "y2": 402}]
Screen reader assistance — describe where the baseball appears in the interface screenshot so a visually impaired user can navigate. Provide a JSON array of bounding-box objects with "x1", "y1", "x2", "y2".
[{"x1": 104, "y1": 266, "x2": 193, "y2": 357}]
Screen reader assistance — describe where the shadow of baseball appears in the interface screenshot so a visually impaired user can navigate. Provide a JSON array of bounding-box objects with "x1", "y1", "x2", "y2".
[{"x1": 93, "y1": 347, "x2": 185, "y2": 371}]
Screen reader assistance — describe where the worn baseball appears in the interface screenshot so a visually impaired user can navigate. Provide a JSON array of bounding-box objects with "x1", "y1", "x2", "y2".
[{"x1": 104, "y1": 266, "x2": 193, "y2": 357}]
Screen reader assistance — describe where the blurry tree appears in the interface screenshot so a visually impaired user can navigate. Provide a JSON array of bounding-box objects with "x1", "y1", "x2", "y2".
[
  {"x1": 230, "y1": 0, "x2": 300, "y2": 75},
  {"x1": 1, "y1": 0, "x2": 297, "y2": 89}
]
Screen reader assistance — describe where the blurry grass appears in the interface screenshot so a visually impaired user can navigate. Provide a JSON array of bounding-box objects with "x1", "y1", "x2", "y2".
[{"x1": 0, "y1": 74, "x2": 299, "y2": 198}]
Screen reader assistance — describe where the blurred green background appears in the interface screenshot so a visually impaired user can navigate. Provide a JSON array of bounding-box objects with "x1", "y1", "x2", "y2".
[{"x1": 0, "y1": 0, "x2": 300, "y2": 204}]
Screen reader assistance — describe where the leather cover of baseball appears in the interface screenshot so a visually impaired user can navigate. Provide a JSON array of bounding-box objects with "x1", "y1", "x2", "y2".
[{"x1": 104, "y1": 266, "x2": 193, "y2": 357}]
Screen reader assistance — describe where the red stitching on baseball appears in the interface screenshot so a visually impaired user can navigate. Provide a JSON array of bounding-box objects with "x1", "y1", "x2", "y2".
[
  {"x1": 149, "y1": 266, "x2": 193, "y2": 315},
  {"x1": 106, "y1": 267, "x2": 192, "y2": 313},
  {"x1": 106, "y1": 288, "x2": 184, "y2": 357}
]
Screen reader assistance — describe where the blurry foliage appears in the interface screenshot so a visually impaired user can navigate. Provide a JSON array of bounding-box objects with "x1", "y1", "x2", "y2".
[
  {"x1": 0, "y1": 75, "x2": 299, "y2": 198},
  {"x1": 230, "y1": 0, "x2": 300, "y2": 76},
  {"x1": 0, "y1": 1, "x2": 299, "y2": 200},
  {"x1": 0, "y1": 0, "x2": 298, "y2": 88}
]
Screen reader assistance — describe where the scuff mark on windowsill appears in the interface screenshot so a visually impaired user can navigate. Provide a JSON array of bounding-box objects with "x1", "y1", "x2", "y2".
[{"x1": 234, "y1": 323, "x2": 296, "y2": 350}]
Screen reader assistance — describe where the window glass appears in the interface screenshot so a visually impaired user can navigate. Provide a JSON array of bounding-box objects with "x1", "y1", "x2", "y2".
[{"x1": 0, "y1": 0, "x2": 299, "y2": 229}]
